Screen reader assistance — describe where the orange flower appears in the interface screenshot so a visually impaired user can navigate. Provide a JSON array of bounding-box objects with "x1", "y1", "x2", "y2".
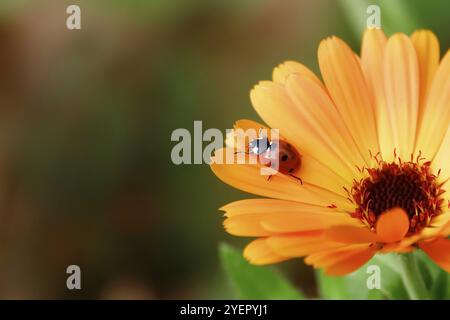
[{"x1": 211, "y1": 29, "x2": 450, "y2": 276}]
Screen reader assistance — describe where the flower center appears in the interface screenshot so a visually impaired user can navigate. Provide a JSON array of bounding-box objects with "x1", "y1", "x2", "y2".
[{"x1": 348, "y1": 156, "x2": 444, "y2": 233}]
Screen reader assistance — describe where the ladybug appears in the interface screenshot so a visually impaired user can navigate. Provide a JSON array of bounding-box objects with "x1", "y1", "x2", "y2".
[{"x1": 247, "y1": 136, "x2": 302, "y2": 183}]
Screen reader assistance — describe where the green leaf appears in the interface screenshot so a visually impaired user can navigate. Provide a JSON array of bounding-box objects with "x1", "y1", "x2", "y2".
[
  {"x1": 442, "y1": 275, "x2": 450, "y2": 300},
  {"x1": 219, "y1": 243, "x2": 304, "y2": 299},
  {"x1": 431, "y1": 270, "x2": 450, "y2": 299},
  {"x1": 315, "y1": 253, "x2": 409, "y2": 300},
  {"x1": 415, "y1": 250, "x2": 442, "y2": 279},
  {"x1": 415, "y1": 250, "x2": 450, "y2": 299},
  {"x1": 417, "y1": 257, "x2": 433, "y2": 290},
  {"x1": 316, "y1": 269, "x2": 353, "y2": 299}
]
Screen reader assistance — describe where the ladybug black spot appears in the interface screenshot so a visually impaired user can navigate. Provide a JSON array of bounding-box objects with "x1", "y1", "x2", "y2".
[
  {"x1": 281, "y1": 154, "x2": 288, "y2": 162},
  {"x1": 288, "y1": 168, "x2": 294, "y2": 173}
]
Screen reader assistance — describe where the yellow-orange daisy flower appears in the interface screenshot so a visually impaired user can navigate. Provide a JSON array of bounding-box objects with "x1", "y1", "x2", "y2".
[{"x1": 211, "y1": 29, "x2": 450, "y2": 276}]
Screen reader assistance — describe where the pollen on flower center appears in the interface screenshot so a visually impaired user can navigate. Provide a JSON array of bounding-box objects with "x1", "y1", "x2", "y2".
[{"x1": 348, "y1": 155, "x2": 445, "y2": 233}]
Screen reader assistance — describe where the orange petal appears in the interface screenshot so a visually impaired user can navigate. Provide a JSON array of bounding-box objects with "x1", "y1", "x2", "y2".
[
  {"x1": 272, "y1": 60, "x2": 324, "y2": 89},
  {"x1": 417, "y1": 50, "x2": 450, "y2": 174},
  {"x1": 361, "y1": 28, "x2": 387, "y2": 104},
  {"x1": 437, "y1": 216, "x2": 450, "y2": 236},
  {"x1": 379, "y1": 242, "x2": 415, "y2": 253},
  {"x1": 221, "y1": 199, "x2": 360, "y2": 236},
  {"x1": 225, "y1": 119, "x2": 270, "y2": 150},
  {"x1": 318, "y1": 36, "x2": 379, "y2": 165},
  {"x1": 411, "y1": 30, "x2": 440, "y2": 116},
  {"x1": 296, "y1": 153, "x2": 355, "y2": 203},
  {"x1": 395, "y1": 227, "x2": 440, "y2": 249},
  {"x1": 284, "y1": 73, "x2": 366, "y2": 178},
  {"x1": 250, "y1": 81, "x2": 358, "y2": 184},
  {"x1": 432, "y1": 126, "x2": 450, "y2": 183},
  {"x1": 225, "y1": 118, "x2": 356, "y2": 201},
  {"x1": 324, "y1": 247, "x2": 377, "y2": 276},
  {"x1": 266, "y1": 232, "x2": 345, "y2": 257},
  {"x1": 224, "y1": 213, "x2": 272, "y2": 237},
  {"x1": 419, "y1": 238, "x2": 450, "y2": 273},
  {"x1": 376, "y1": 208, "x2": 410, "y2": 243},
  {"x1": 243, "y1": 238, "x2": 289, "y2": 265},
  {"x1": 305, "y1": 244, "x2": 370, "y2": 267},
  {"x1": 383, "y1": 33, "x2": 419, "y2": 160},
  {"x1": 415, "y1": 50, "x2": 450, "y2": 160},
  {"x1": 429, "y1": 212, "x2": 450, "y2": 228},
  {"x1": 361, "y1": 29, "x2": 396, "y2": 162},
  {"x1": 222, "y1": 199, "x2": 358, "y2": 221},
  {"x1": 211, "y1": 148, "x2": 351, "y2": 208},
  {"x1": 261, "y1": 212, "x2": 362, "y2": 233},
  {"x1": 234, "y1": 119, "x2": 267, "y2": 131},
  {"x1": 325, "y1": 225, "x2": 380, "y2": 244},
  {"x1": 305, "y1": 244, "x2": 377, "y2": 276}
]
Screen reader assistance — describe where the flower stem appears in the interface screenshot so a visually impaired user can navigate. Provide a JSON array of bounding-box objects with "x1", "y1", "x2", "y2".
[{"x1": 399, "y1": 253, "x2": 429, "y2": 300}]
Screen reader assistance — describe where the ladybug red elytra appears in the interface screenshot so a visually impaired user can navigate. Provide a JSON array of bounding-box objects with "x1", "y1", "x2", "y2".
[{"x1": 247, "y1": 136, "x2": 302, "y2": 183}]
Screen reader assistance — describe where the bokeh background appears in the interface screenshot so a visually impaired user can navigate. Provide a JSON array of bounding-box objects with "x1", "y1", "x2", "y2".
[{"x1": 0, "y1": 0, "x2": 448, "y2": 299}]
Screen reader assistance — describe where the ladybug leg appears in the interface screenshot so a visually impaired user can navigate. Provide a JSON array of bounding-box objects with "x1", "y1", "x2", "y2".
[
  {"x1": 266, "y1": 175, "x2": 272, "y2": 182},
  {"x1": 289, "y1": 174, "x2": 303, "y2": 184}
]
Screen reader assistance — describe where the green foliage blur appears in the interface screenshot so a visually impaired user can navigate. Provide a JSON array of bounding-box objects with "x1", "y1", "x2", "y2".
[
  {"x1": 221, "y1": 244, "x2": 450, "y2": 300},
  {"x1": 0, "y1": 0, "x2": 448, "y2": 299}
]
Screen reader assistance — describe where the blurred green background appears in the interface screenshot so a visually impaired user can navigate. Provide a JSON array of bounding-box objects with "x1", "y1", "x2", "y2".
[{"x1": 0, "y1": 0, "x2": 448, "y2": 299}]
